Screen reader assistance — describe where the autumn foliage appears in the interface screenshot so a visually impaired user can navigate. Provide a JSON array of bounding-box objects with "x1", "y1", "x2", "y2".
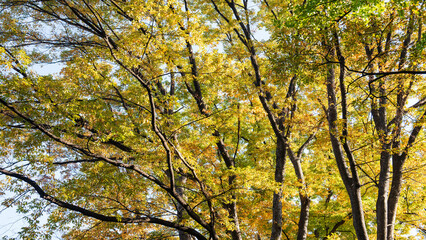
[{"x1": 0, "y1": 0, "x2": 425, "y2": 239}]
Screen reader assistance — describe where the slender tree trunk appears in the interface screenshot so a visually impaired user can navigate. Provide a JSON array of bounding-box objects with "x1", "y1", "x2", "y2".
[
  {"x1": 348, "y1": 188, "x2": 369, "y2": 240},
  {"x1": 387, "y1": 110, "x2": 426, "y2": 240},
  {"x1": 387, "y1": 156, "x2": 404, "y2": 240},
  {"x1": 270, "y1": 138, "x2": 287, "y2": 240},
  {"x1": 288, "y1": 146, "x2": 311, "y2": 240},
  {"x1": 371, "y1": 71, "x2": 390, "y2": 239},
  {"x1": 184, "y1": 29, "x2": 242, "y2": 239},
  {"x1": 385, "y1": 16, "x2": 415, "y2": 239},
  {"x1": 225, "y1": 180, "x2": 242, "y2": 239},
  {"x1": 324, "y1": 41, "x2": 369, "y2": 240},
  {"x1": 177, "y1": 175, "x2": 193, "y2": 240},
  {"x1": 208, "y1": 3, "x2": 289, "y2": 239},
  {"x1": 225, "y1": 195, "x2": 242, "y2": 240},
  {"x1": 376, "y1": 149, "x2": 391, "y2": 240},
  {"x1": 297, "y1": 195, "x2": 310, "y2": 240},
  {"x1": 216, "y1": 137, "x2": 242, "y2": 240}
]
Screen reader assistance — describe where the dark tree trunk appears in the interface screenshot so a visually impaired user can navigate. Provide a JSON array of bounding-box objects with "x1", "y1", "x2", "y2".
[
  {"x1": 270, "y1": 138, "x2": 287, "y2": 240},
  {"x1": 324, "y1": 41, "x2": 369, "y2": 240},
  {"x1": 177, "y1": 176, "x2": 193, "y2": 240}
]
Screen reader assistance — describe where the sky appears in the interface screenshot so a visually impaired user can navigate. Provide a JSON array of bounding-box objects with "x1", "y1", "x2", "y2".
[
  {"x1": 0, "y1": 63, "x2": 63, "y2": 239},
  {"x1": 0, "y1": 201, "x2": 26, "y2": 238}
]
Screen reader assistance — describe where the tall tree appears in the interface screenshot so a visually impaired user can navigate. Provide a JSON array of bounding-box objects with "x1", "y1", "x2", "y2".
[{"x1": 270, "y1": 0, "x2": 426, "y2": 239}]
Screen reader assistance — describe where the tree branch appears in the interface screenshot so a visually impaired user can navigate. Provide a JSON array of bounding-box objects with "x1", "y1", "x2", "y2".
[{"x1": 0, "y1": 167, "x2": 207, "y2": 240}]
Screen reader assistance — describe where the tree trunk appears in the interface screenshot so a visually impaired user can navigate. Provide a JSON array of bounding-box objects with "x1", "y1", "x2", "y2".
[
  {"x1": 270, "y1": 137, "x2": 287, "y2": 240},
  {"x1": 177, "y1": 175, "x2": 194, "y2": 240},
  {"x1": 225, "y1": 198, "x2": 242, "y2": 240},
  {"x1": 288, "y1": 147, "x2": 310, "y2": 240},
  {"x1": 216, "y1": 137, "x2": 242, "y2": 240},
  {"x1": 297, "y1": 195, "x2": 310, "y2": 240},
  {"x1": 376, "y1": 150, "x2": 391, "y2": 240},
  {"x1": 387, "y1": 156, "x2": 404, "y2": 240},
  {"x1": 324, "y1": 42, "x2": 369, "y2": 240},
  {"x1": 387, "y1": 110, "x2": 426, "y2": 240}
]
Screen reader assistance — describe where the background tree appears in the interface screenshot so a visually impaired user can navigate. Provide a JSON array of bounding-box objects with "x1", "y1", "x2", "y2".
[{"x1": 269, "y1": 0, "x2": 426, "y2": 239}]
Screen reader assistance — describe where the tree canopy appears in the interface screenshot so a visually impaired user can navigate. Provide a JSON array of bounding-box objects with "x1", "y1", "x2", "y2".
[{"x1": 0, "y1": 0, "x2": 425, "y2": 239}]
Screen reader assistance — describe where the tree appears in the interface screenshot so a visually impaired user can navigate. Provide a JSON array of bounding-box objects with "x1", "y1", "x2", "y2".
[
  {"x1": 0, "y1": 0, "x2": 425, "y2": 239},
  {"x1": 269, "y1": 1, "x2": 426, "y2": 239}
]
